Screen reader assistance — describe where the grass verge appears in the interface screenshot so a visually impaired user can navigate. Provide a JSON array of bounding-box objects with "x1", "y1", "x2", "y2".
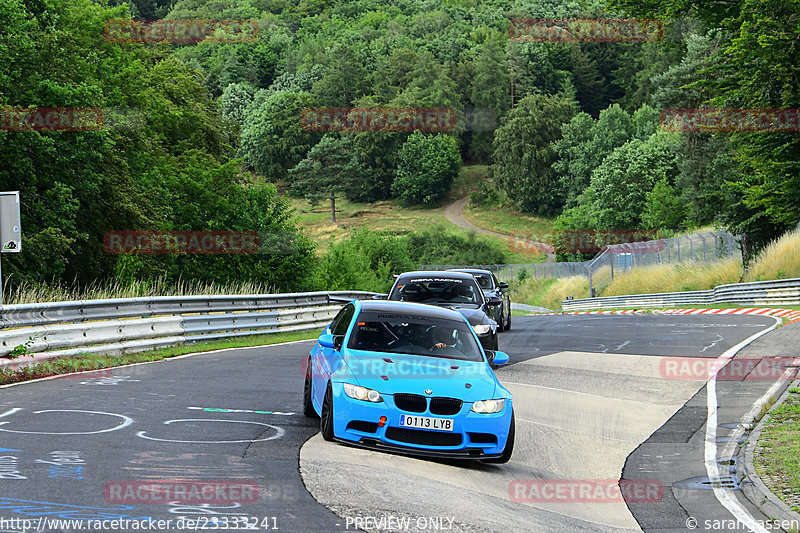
[
  {"x1": 754, "y1": 387, "x2": 800, "y2": 513},
  {"x1": 4, "y1": 278, "x2": 276, "y2": 306},
  {"x1": 512, "y1": 227, "x2": 800, "y2": 310},
  {"x1": 461, "y1": 202, "x2": 556, "y2": 243},
  {"x1": 0, "y1": 329, "x2": 319, "y2": 386}
]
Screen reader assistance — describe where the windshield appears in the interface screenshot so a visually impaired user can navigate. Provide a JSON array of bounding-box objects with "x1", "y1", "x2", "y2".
[
  {"x1": 347, "y1": 310, "x2": 484, "y2": 361},
  {"x1": 473, "y1": 274, "x2": 493, "y2": 289},
  {"x1": 389, "y1": 277, "x2": 482, "y2": 305}
]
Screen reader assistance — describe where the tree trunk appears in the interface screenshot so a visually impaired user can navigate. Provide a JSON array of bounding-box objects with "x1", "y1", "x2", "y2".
[{"x1": 330, "y1": 192, "x2": 336, "y2": 223}]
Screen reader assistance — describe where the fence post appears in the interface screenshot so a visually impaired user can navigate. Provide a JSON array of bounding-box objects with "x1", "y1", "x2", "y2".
[
  {"x1": 698, "y1": 234, "x2": 706, "y2": 262},
  {"x1": 610, "y1": 252, "x2": 614, "y2": 280}
]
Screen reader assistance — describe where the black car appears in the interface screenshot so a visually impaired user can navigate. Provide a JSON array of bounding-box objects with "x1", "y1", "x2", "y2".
[
  {"x1": 448, "y1": 269, "x2": 511, "y2": 331},
  {"x1": 382, "y1": 271, "x2": 501, "y2": 351}
]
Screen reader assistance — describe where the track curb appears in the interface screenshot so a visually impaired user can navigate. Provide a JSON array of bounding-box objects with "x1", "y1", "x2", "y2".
[{"x1": 739, "y1": 378, "x2": 800, "y2": 530}]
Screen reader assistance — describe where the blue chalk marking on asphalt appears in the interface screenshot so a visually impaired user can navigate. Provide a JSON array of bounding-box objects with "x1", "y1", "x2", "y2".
[
  {"x1": 0, "y1": 497, "x2": 152, "y2": 521},
  {"x1": 0, "y1": 448, "x2": 21, "y2": 452}
]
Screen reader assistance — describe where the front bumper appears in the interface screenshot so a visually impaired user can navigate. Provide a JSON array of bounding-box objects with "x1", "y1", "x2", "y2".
[{"x1": 329, "y1": 382, "x2": 512, "y2": 460}]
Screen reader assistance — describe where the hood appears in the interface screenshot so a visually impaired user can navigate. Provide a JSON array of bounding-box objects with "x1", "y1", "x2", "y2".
[
  {"x1": 451, "y1": 306, "x2": 490, "y2": 325},
  {"x1": 338, "y1": 351, "x2": 497, "y2": 400}
]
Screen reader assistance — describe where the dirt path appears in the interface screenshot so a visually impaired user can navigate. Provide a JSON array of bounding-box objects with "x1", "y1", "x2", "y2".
[{"x1": 445, "y1": 197, "x2": 555, "y2": 261}]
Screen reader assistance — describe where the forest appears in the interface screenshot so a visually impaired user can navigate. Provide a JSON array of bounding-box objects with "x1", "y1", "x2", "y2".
[{"x1": 0, "y1": 0, "x2": 796, "y2": 292}]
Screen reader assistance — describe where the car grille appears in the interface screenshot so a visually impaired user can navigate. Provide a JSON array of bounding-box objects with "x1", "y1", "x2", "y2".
[
  {"x1": 385, "y1": 427, "x2": 463, "y2": 447},
  {"x1": 429, "y1": 397, "x2": 462, "y2": 415},
  {"x1": 394, "y1": 393, "x2": 427, "y2": 413}
]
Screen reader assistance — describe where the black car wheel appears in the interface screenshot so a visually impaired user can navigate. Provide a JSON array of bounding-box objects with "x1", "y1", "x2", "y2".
[
  {"x1": 303, "y1": 358, "x2": 318, "y2": 418},
  {"x1": 482, "y1": 411, "x2": 515, "y2": 464},
  {"x1": 505, "y1": 307, "x2": 511, "y2": 330},
  {"x1": 497, "y1": 309, "x2": 505, "y2": 332},
  {"x1": 320, "y1": 382, "x2": 335, "y2": 441}
]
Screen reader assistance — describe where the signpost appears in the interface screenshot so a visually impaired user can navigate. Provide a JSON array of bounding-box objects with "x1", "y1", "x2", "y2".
[{"x1": 0, "y1": 191, "x2": 22, "y2": 304}]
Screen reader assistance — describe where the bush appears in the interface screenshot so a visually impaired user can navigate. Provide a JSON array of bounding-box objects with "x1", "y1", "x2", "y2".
[
  {"x1": 392, "y1": 133, "x2": 461, "y2": 205},
  {"x1": 469, "y1": 181, "x2": 502, "y2": 207},
  {"x1": 313, "y1": 226, "x2": 414, "y2": 293},
  {"x1": 405, "y1": 226, "x2": 506, "y2": 266}
]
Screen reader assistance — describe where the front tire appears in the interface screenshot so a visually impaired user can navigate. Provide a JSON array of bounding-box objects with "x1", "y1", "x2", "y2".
[
  {"x1": 505, "y1": 308, "x2": 512, "y2": 330},
  {"x1": 320, "y1": 383, "x2": 335, "y2": 441},
  {"x1": 303, "y1": 358, "x2": 318, "y2": 418},
  {"x1": 482, "y1": 411, "x2": 515, "y2": 464}
]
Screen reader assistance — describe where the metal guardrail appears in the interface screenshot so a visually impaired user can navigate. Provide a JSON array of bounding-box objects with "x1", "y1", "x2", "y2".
[
  {"x1": 0, "y1": 291, "x2": 376, "y2": 369},
  {"x1": 561, "y1": 278, "x2": 800, "y2": 311}
]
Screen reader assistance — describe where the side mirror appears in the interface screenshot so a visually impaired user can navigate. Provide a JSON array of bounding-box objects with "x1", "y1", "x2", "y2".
[
  {"x1": 318, "y1": 333, "x2": 344, "y2": 350},
  {"x1": 492, "y1": 350, "x2": 511, "y2": 366},
  {"x1": 487, "y1": 296, "x2": 503, "y2": 306},
  {"x1": 371, "y1": 293, "x2": 388, "y2": 300},
  {"x1": 498, "y1": 282, "x2": 509, "y2": 289}
]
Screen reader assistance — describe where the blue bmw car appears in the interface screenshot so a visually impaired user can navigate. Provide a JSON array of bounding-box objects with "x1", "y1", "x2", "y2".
[{"x1": 303, "y1": 299, "x2": 515, "y2": 463}]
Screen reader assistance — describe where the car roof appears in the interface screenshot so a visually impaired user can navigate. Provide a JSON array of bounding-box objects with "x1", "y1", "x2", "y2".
[
  {"x1": 355, "y1": 299, "x2": 465, "y2": 321},
  {"x1": 447, "y1": 268, "x2": 493, "y2": 276},
  {"x1": 395, "y1": 270, "x2": 478, "y2": 281}
]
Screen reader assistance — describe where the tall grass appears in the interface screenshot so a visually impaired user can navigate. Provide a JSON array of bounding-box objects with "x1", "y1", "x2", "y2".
[
  {"x1": 3, "y1": 278, "x2": 275, "y2": 306},
  {"x1": 602, "y1": 258, "x2": 743, "y2": 296},
  {"x1": 511, "y1": 276, "x2": 590, "y2": 310},
  {"x1": 745, "y1": 228, "x2": 800, "y2": 282}
]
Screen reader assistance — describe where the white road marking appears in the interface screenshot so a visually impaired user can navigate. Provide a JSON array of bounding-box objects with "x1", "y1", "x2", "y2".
[
  {"x1": 704, "y1": 317, "x2": 781, "y2": 533},
  {"x1": 136, "y1": 419, "x2": 285, "y2": 444},
  {"x1": 0, "y1": 409, "x2": 133, "y2": 435}
]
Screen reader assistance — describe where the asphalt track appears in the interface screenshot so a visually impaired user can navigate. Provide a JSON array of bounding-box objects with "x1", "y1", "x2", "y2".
[{"x1": 0, "y1": 313, "x2": 786, "y2": 533}]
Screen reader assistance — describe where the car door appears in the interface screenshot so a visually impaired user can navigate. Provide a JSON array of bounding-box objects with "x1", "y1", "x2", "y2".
[
  {"x1": 492, "y1": 273, "x2": 510, "y2": 317},
  {"x1": 313, "y1": 303, "x2": 354, "y2": 407}
]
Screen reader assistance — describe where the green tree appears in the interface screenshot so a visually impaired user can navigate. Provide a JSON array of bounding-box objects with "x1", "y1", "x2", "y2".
[
  {"x1": 552, "y1": 112, "x2": 596, "y2": 208},
  {"x1": 590, "y1": 133, "x2": 680, "y2": 229},
  {"x1": 289, "y1": 135, "x2": 366, "y2": 222},
  {"x1": 491, "y1": 93, "x2": 576, "y2": 215},
  {"x1": 641, "y1": 178, "x2": 686, "y2": 230},
  {"x1": 392, "y1": 133, "x2": 461, "y2": 205},
  {"x1": 239, "y1": 90, "x2": 322, "y2": 182}
]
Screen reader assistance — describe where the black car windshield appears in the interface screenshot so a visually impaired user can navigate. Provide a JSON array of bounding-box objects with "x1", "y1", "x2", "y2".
[
  {"x1": 347, "y1": 310, "x2": 484, "y2": 361},
  {"x1": 389, "y1": 277, "x2": 482, "y2": 305},
  {"x1": 472, "y1": 274, "x2": 493, "y2": 289}
]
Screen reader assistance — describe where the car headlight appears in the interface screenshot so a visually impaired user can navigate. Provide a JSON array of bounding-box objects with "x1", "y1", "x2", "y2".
[
  {"x1": 471, "y1": 399, "x2": 505, "y2": 413},
  {"x1": 343, "y1": 383, "x2": 383, "y2": 403},
  {"x1": 473, "y1": 324, "x2": 492, "y2": 335}
]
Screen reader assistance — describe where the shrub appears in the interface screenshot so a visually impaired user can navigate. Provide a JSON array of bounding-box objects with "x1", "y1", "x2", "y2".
[{"x1": 392, "y1": 133, "x2": 461, "y2": 205}]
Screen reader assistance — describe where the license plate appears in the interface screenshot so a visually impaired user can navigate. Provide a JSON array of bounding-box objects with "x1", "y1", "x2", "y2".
[{"x1": 399, "y1": 414, "x2": 454, "y2": 432}]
